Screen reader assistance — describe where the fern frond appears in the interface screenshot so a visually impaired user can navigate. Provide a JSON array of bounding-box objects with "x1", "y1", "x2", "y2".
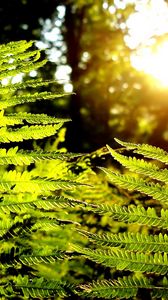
[
  {"x1": 107, "y1": 145, "x2": 168, "y2": 183},
  {"x1": 19, "y1": 251, "x2": 66, "y2": 266},
  {"x1": 0, "y1": 50, "x2": 41, "y2": 72},
  {"x1": 79, "y1": 275, "x2": 152, "y2": 299},
  {"x1": 0, "y1": 219, "x2": 14, "y2": 237},
  {"x1": 91, "y1": 203, "x2": 168, "y2": 229},
  {"x1": 0, "y1": 123, "x2": 63, "y2": 142},
  {"x1": 0, "y1": 112, "x2": 70, "y2": 126},
  {"x1": 115, "y1": 138, "x2": 168, "y2": 164},
  {"x1": 0, "y1": 80, "x2": 66, "y2": 98},
  {"x1": 16, "y1": 276, "x2": 69, "y2": 298},
  {"x1": 78, "y1": 230, "x2": 168, "y2": 252},
  {"x1": 0, "y1": 147, "x2": 81, "y2": 165},
  {"x1": 99, "y1": 167, "x2": 168, "y2": 205},
  {"x1": 0, "y1": 195, "x2": 86, "y2": 214},
  {"x1": 73, "y1": 245, "x2": 168, "y2": 274},
  {"x1": 0, "y1": 59, "x2": 47, "y2": 80},
  {"x1": 0, "y1": 79, "x2": 59, "y2": 92},
  {"x1": 0, "y1": 170, "x2": 87, "y2": 193},
  {"x1": 0, "y1": 40, "x2": 33, "y2": 56},
  {"x1": 0, "y1": 91, "x2": 69, "y2": 109}
]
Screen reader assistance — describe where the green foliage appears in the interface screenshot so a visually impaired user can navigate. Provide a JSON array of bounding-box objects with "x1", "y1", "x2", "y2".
[
  {"x1": 2, "y1": 39, "x2": 168, "y2": 300},
  {"x1": 74, "y1": 139, "x2": 168, "y2": 299},
  {"x1": 0, "y1": 40, "x2": 94, "y2": 299}
]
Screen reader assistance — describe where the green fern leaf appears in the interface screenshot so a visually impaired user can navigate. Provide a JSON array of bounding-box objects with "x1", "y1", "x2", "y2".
[
  {"x1": 107, "y1": 145, "x2": 168, "y2": 183},
  {"x1": 93, "y1": 203, "x2": 168, "y2": 229},
  {"x1": 0, "y1": 112, "x2": 71, "y2": 126},
  {"x1": 0, "y1": 147, "x2": 81, "y2": 165},
  {"x1": 0, "y1": 170, "x2": 87, "y2": 193},
  {"x1": 0, "y1": 123, "x2": 63, "y2": 142},
  {"x1": 16, "y1": 276, "x2": 69, "y2": 298},
  {"x1": 0, "y1": 195, "x2": 86, "y2": 214},
  {"x1": 0, "y1": 91, "x2": 70, "y2": 109},
  {"x1": 115, "y1": 138, "x2": 168, "y2": 164},
  {"x1": 78, "y1": 230, "x2": 168, "y2": 252},
  {"x1": 99, "y1": 167, "x2": 168, "y2": 205},
  {"x1": 19, "y1": 251, "x2": 66, "y2": 266},
  {"x1": 79, "y1": 275, "x2": 152, "y2": 299},
  {"x1": 73, "y1": 245, "x2": 168, "y2": 274}
]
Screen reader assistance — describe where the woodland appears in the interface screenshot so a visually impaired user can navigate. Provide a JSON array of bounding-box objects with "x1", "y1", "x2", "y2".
[{"x1": 1, "y1": 1, "x2": 168, "y2": 299}]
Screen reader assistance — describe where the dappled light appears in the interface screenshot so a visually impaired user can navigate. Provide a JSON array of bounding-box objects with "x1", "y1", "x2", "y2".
[{"x1": 126, "y1": 0, "x2": 168, "y2": 88}]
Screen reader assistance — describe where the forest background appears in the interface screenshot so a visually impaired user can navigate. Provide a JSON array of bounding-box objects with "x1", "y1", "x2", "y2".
[{"x1": 1, "y1": 0, "x2": 168, "y2": 153}]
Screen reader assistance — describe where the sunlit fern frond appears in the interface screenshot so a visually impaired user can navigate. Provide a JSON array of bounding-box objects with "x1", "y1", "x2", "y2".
[
  {"x1": 107, "y1": 145, "x2": 168, "y2": 183},
  {"x1": 73, "y1": 244, "x2": 168, "y2": 274},
  {"x1": 0, "y1": 123, "x2": 64, "y2": 143},
  {"x1": 0, "y1": 91, "x2": 70, "y2": 109},
  {"x1": 0, "y1": 111, "x2": 71, "y2": 126},
  {"x1": 99, "y1": 167, "x2": 168, "y2": 205},
  {"x1": 78, "y1": 229, "x2": 168, "y2": 252},
  {"x1": 0, "y1": 170, "x2": 87, "y2": 193},
  {"x1": 115, "y1": 138, "x2": 168, "y2": 164},
  {"x1": 0, "y1": 147, "x2": 81, "y2": 165},
  {"x1": 15, "y1": 275, "x2": 70, "y2": 299},
  {"x1": 79, "y1": 275, "x2": 152, "y2": 299},
  {"x1": 91, "y1": 203, "x2": 168, "y2": 229},
  {"x1": 0, "y1": 195, "x2": 87, "y2": 214}
]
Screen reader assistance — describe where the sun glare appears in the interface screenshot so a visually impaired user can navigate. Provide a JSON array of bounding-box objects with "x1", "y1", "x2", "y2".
[
  {"x1": 125, "y1": 0, "x2": 168, "y2": 88},
  {"x1": 131, "y1": 41, "x2": 168, "y2": 87}
]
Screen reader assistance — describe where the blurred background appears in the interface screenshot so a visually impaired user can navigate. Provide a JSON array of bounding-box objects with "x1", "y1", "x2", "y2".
[{"x1": 1, "y1": 0, "x2": 168, "y2": 152}]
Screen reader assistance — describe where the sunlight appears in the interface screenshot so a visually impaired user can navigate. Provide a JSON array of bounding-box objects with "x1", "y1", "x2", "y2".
[
  {"x1": 125, "y1": 0, "x2": 168, "y2": 87},
  {"x1": 131, "y1": 41, "x2": 168, "y2": 87}
]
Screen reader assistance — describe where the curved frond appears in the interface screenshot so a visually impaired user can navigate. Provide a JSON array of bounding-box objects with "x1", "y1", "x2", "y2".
[
  {"x1": 73, "y1": 245, "x2": 168, "y2": 274},
  {"x1": 0, "y1": 170, "x2": 87, "y2": 193},
  {"x1": 0, "y1": 91, "x2": 70, "y2": 109},
  {"x1": 0, "y1": 123, "x2": 63, "y2": 143},
  {"x1": 0, "y1": 79, "x2": 58, "y2": 93},
  {"x1": 107, "y1": 145, "x2": 168, "y2": 183},
  {"x1": 115, "y1": 138, "x2": 168, "y2": 164},
  {"x1": 99, "y1": 167, "x2": 168, "y2": 205},
  {"x1": 78, "y1": 230, "x2": 168, "y2": 252},
  {"x1": 0, "y1": 147, "x2": 81, "y2": 165},
  {"x1": 0, "y1": 195, "x2": 86, "y2": 214},
  {"x1": 79, "y1": 275, "x2": 152, "y2": 299},
  {"x1": 93, "y1": 203, "x2": 168, "y2": 229},
  {"x1": 0, "y1": 112, "x2": 71, "y2": 126},
  {"x1": 16, "y1": 276, "x2": 69, "y2": 298},
  {"x1": 19, "y1": 251, "x2": 66, "y2": 266}
]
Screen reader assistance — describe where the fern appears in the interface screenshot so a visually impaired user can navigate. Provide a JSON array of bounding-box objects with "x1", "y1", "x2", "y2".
[
  {"x1": 79, "y1": 275, "x2": 152, "y2": 299},
  {"x1": 107, "y1": 145, "x2": 168, "y2": 183},
  {"x1": 78, "y1": 230, "x2": 168, "y2": 252},
  {"x1": 0, "y1": 91, "x2": 69, "y2": 109},
  {"x1": 0, "y1": 111, "x2": 71, "y2": 126},
  {"x1": 16, "y1": 276, "x2": 70, "y2": 298},
  {"x1": 74, "y1": 140, "x2": 168, "y2": 299},
  {"x1": 90, "y1": 202, "x2": 168, "y2": 229},
  {"x1": 0, "y1": 40, "x2": 91, "y2": 299},
  {"x1": 99, "y1": 167, "x2": 168, "y2": 205},
  {"x1": 0, "y1": 196, "x2": 86, "y2": 214},
  {"x1": 74, "y1": 244, "x2": 168, "y2": 274},
  {"x1": 115, "y1": 138, "x2": 168, "y2": 164},
  {"x1": 0, "y1": 147, "x2": 81, "y2": 165}
]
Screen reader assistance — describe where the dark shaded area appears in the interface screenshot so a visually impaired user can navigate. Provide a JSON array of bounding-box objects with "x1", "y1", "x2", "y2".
[{"x1": 0, "y1": 0, "x2": 57, "y2": 42}]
